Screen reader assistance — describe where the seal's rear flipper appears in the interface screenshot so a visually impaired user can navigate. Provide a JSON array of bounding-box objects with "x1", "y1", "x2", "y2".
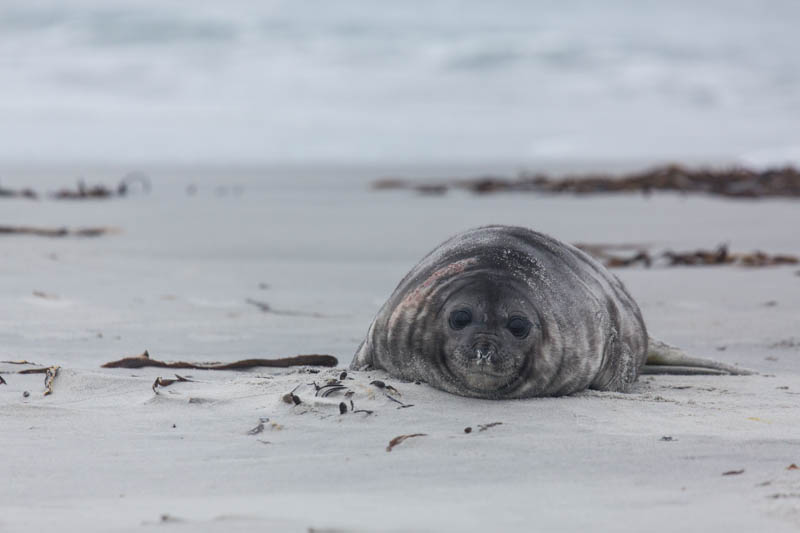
[{"x1": 643, "y1": 338, "x2": 755, "y2": 375}]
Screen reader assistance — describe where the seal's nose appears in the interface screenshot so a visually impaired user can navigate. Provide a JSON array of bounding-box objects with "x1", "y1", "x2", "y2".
[{"x1": 474, "y1": 343, "x2": 496, "y2": 363}]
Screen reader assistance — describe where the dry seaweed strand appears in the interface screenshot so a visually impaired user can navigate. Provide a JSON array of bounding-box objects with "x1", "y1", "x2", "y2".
[
  {"x1": 369, "y1": 380, "x2": 412, "y2": 408},
  {"x1": 369, "y1": 380, "x2": 400, "y2": 395},
  {"x1": 317, "y1": 384, "x2": 348, "y2": 398},
  {"x1": 101, "y1": 350, "x2": 338, "y2": 369},
  {"x1": 152, "y1": 374, "x2": 194, "y2": 393},
  {"x1": 722, "y1": 469, "x2": 745, "y2": 476},
  {"x1": 386, "y1": 433, "x2": 427, "y2": 452},
  {"x1": 383, "y1": 395, "x2": 413, "y2": 409},
  {"x1": 478, "y1": 422, "x2": 503, "y2": 432}
]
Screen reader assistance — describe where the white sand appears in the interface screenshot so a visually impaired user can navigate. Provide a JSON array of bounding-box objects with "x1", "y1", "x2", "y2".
[{"x1": 1, "y1": 166, "x2": 799, "y2": 532}]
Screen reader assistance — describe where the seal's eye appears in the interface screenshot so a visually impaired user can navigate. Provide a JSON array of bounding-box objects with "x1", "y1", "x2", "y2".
[
  {"x1": 507, "y1": 316, "x2": 531, "y2": 339},
  {"x1": 448, "y1": 309, "x2": 472, "y2": 330}
]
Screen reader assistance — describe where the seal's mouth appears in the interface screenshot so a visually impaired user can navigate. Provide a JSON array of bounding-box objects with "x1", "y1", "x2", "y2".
[
  {"x1": 442, "y1": 339, "x2": 528, "y2": 396},
  {"x1": 468, "y1": 368, "x2": 511, "y2": 379}
]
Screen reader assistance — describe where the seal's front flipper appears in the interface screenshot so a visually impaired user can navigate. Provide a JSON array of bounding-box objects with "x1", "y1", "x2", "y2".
[
  {"x1": 349, "y1": 339, "x2": 373, "y2": 370},
  {"x1": 642, "y1": 338, "x2": 755, "y2": 375}
]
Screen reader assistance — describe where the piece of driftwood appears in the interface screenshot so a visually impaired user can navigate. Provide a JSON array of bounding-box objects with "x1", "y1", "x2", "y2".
[
  {"x1": 0, "y1": 225, "x2": 113, "y2": 238},
  {"x1": 101, "y1": 350, "x2": 338, "y2": 370},
  {"x1": 374, "y1": 164, "x2": 800, "y2": 199}
]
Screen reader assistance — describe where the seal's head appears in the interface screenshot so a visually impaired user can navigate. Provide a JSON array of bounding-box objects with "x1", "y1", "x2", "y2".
[{"x1": 436, "y1": 275, "x2": 540, "y2": 397}]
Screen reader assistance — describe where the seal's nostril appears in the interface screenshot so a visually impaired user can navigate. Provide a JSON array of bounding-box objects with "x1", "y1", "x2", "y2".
[{"x1": 475, "y1": 346, "x2": 495, "y2": 362}]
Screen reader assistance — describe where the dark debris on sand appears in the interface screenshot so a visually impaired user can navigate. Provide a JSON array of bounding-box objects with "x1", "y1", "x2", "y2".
[
  {"x1": 386, "y1": 433, "x2": 427, "y2": 452},
  {"x1": 51, "y1": 173, "x2": 151, "y2": 200},
  {"x1": 152, "y1": 374, "x2": 194, "y2": 393},
  {"x1": 373, "y1": 164, "x2": 800, "y2": 199},
  {"x1": 3, "y1": 364, "x2": 61, "y2": 396},
  {"x1": 0, "y1": 225, "x2": 114, "y2": 238},
  {"x1": 722, "y1": 469, "x2": 745, "y2": 476}
]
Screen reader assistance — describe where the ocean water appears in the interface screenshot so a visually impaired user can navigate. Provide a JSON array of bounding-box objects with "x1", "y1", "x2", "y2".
[{"x1": 1, "y1": 0, "x2": 799, "y2": 165}]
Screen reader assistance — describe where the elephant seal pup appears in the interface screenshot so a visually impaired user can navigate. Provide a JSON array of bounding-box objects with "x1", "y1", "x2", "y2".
[{"x1": 351, "y1": 225, "x2": 748, "y2": 399}]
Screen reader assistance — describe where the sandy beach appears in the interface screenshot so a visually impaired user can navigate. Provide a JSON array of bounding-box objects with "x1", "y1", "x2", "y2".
[
  {"x1": 3, "y1": 1, "x2": 800, "y2": 530},
  {"x1": 1, "y1": 165, "x2": 799, "y2": 532}
]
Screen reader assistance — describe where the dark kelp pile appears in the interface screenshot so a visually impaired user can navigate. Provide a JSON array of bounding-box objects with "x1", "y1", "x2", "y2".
[
  {"x1": 575, "y1": 243, "x2": 799, "y2": 269},
  {"x1": 373, "y1": 164, "x2": 800, "y2": 199}
]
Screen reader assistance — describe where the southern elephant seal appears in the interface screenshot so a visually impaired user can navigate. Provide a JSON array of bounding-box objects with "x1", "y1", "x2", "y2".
[{"x1": 351, "y1": 225, "x2": 748, "y2": 399}]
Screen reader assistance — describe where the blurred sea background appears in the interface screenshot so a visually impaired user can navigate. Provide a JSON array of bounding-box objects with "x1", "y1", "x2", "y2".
[{"x1": 1, "y1": 0, "x2": 799, "y2": 168}]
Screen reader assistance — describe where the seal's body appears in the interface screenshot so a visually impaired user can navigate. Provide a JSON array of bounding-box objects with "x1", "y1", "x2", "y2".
[{"x1": 351, "y1": 226, "x2": 648, "y2": 398}]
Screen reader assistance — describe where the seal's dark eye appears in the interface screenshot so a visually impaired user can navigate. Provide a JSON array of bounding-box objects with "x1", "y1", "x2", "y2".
[
  {"x1": 507, "y1": 316, "x2": 531, "y2": 338},
  {"x1": 448, "y1": 309, "x2": 472, "y2": 330}
]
